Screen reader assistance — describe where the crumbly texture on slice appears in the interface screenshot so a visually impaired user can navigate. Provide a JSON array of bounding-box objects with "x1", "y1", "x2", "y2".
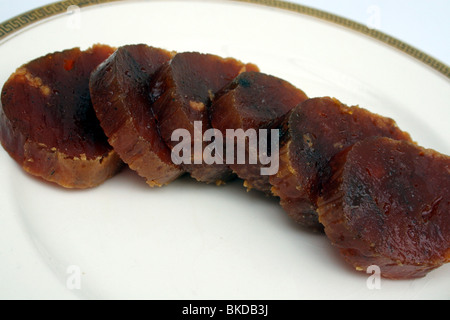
[
  {"x1": 90, "y1": 44, "x2": 183, "y2": 187},
  {"x1": 211, "y1": 71, "x2": 308, "y2": 194},
  {"x1": 149, "y1": 51, "x2": 259, "y2": 184},
  {"x1": 0, "y1": 44, "x2": 122, "y2": 189},
  {"x1": 318, "y1": 137, "x2": 450, "y2": 279},
  {"x1": 270, "y1": 97, "x2": 413, "y2": 231}
]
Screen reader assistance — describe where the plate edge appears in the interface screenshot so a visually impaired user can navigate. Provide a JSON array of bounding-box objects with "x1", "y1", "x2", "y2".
[
  {"x1": 0, "y1": 0, "x2": 449, "y2": 79},
  {"x1": 237, "y1": 0, "x2": 450, "y2": 79}
]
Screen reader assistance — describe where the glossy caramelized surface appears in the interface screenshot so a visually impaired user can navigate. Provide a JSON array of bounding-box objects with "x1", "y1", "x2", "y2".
[
  {"x1": 318, "y1": 137, "x2": 450, "y2": 279},
  {"x1": 0, "y1": 44, "x2": 123, "y2": 188},
  {"x1": 150, "y1": 52, "x2": 259, "y2": 184},
  {"x1": 211, "y1": 71, "x2": 308, "y2": 193},
  {"x1": 90, "y1": 44, "x2": 183, "y2": 187},
  {"x1": 1, "y1": 45, "x2": 115, "y2": 160},
  {"x1": 270, "y1": 97, "x2": 413, "y2": 230}
]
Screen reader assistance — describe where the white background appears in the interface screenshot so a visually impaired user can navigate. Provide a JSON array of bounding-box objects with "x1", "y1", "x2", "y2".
[{"x1": 0, "y1": 0, "x2": 449, "y2": 66}]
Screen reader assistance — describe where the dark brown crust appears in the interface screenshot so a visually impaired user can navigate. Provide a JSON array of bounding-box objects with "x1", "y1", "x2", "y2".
[
  {"x1": 0, "y1": 44, "x2": 123, "y2": 189},
  {"x1": 149, "y1": 52, "x2": 259, "y2": 184},
  {"x1": 270, "y1": 97, "x2": 413, "y2": 230},
  {"x1": 211, "y1": 71, "x2": 308, "y2": 194},
  {"x1": 318, "y1": 137, "x2": 450, "y2": 279},
  {"x1": 89, "y1": 44, "x2": 183, "y2": 187},
  {"x1": 270, "y1": 139, "x2": 320, "y2": 229},
  {"x1": 0, "y1": 43, "x2": 448, "y2": 281}
]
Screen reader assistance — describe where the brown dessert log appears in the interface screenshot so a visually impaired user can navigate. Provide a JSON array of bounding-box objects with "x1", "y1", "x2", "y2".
[
  {"x1": 269, "y1": 97, "x2": 413, "y2": 230},
  {"x1": 317, "y1": 137, "x2": 450, "y2": 279},
  {"x1": 89, "y1": 44, "x2": 184, "y2": 187},
  {"x1": 149, "y1": 51, "x2": 259, "y2": 184},
  {"x1": 0, "y1": 44, "x2": 122, "y2": 189},
  {"x1": 210, "y1": 71, "x2": 308, "y2": 194}
]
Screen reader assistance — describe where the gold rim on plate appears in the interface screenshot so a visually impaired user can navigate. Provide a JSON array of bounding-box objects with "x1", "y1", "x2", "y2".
[{"x1": 0, "y1": 0, "x2": 449, "y2": 79}]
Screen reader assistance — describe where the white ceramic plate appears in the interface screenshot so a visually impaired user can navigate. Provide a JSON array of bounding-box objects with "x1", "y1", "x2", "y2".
[{"x1": 0, "y1": 0, "x2": 449, "y2": 300}]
